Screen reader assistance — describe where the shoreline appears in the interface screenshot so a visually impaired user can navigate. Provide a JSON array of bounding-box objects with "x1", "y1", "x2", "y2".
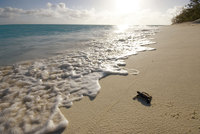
[
  {"x1": 61, "y1": 23, "x2": 200, "y2": 134},
  {"x1": 0, "y1": 25, "x2": 157, "y2": 134}
]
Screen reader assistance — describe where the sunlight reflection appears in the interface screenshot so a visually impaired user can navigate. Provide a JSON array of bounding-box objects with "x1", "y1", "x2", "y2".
[{"x1": 115, "y1": 24, "x2": 130, "y2": 33}]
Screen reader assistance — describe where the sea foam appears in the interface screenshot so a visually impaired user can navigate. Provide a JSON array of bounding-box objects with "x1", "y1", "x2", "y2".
[{"x1": 0, "y1": 25, "x2": 158, "y2": 134}]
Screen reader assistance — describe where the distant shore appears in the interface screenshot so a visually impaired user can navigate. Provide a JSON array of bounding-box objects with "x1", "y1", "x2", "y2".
[{"x1": 61, "y1": 23, "x2": 200, "y2": 134}]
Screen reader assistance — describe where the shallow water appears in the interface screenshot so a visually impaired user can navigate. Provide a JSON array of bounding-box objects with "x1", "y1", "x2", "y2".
[
  {"x1": 0, "y1": 25, "x2": 158, "y2": 134},
  {"x1": 0, "y1": 25, "x2": 112, "y2": 65}
]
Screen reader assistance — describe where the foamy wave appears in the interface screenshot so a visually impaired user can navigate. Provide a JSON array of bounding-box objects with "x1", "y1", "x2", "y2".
[{"x1": 0, "y1": 26, "x2": 157, "y2": 134}]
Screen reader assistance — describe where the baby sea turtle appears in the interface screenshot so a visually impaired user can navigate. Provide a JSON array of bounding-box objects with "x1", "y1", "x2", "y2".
[{"x1": 136, "y1": 91, "x2": 152, "y2": 104}]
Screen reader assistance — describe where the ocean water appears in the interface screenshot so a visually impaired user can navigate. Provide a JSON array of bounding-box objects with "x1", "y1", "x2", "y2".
[
  {"x1": 0, "y1": 25, "x2": 113, "y2": 65},
  {"x1": 0, "y1": 24, "x2": 158, "y2": 134}
]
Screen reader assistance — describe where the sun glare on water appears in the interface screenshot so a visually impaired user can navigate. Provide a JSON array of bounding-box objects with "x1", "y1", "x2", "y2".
[
  {"x1": 115, "y1": 0, "x2": 140, "y2": 14},
  {"x1": 115, "y1": 24, "x2": 130, "y2": 33}
]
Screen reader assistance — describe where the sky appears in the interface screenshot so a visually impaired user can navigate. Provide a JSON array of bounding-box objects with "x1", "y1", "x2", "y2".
[{"x1": 0, "y1": 0, "x2": 190, "y2": 25}]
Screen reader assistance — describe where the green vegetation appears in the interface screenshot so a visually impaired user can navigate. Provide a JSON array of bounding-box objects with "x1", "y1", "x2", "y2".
[{"x1": 172, "y1": 0, "x2": 200, "y2": 24}]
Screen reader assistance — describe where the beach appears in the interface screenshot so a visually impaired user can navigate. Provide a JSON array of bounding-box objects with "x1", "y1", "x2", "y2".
[
  {"x1": 0, "y1": 25, "x2": 157, "y2": 134},
  {"x1": 61, "y1": 23, "x2": 200, "y2": 134}
]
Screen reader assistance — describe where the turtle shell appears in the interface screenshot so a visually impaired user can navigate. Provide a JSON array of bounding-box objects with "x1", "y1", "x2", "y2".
[
  {"x1": 140, "y1": 92, "x2": 152, "y2": 99},
  {"x1": 137, "y1": 91, "x2": 152, "y2": 103}
]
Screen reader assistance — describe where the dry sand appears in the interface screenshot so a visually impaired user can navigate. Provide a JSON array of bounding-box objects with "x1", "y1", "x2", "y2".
[{"x1": 60, "y1": 23, "x2": 200, "y2": 134}]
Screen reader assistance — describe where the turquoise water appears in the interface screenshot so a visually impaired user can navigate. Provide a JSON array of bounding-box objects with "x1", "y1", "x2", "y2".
[{"x1": 0, "y1": 24, "x2": 113, "y2": 65}]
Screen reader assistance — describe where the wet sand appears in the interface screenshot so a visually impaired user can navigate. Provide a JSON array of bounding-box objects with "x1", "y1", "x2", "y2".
[{"x1": 61, "y1": 23, "x2": 200, "y2": 134}]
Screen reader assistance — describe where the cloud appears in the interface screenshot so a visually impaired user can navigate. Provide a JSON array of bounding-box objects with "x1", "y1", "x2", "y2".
[
  {"x1": 0, "y1": 7, "x2": 24, "y2": 18},
  {"x1": 0, "y1": 3, "x2": 183, "y2": 25},
  {"x1": 0, "y1": 3, "x2": 95, "y2": 24},
  {"x1": 166, "y1": 6, "x2": 183, "y2": 18}
]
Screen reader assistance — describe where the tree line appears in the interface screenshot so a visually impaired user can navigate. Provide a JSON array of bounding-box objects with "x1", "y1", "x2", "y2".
[{"x1": 172, "y1": 0, "x2": 200, "y2": 24}]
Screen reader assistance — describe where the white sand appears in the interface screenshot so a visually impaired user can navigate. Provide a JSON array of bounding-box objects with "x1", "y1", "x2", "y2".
[{"x1": 61, "y1": 23, "x2": 200, "y2": 134}]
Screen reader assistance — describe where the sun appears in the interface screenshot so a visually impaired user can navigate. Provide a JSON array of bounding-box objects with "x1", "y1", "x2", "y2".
[{"x1": 115, "y1": 0, "x2": 140, "y2": 14}]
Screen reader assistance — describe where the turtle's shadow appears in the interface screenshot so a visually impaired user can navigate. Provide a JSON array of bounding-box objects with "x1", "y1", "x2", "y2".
[{"x1": 133, "y1": 95, "x2": 151, "y2": 106}]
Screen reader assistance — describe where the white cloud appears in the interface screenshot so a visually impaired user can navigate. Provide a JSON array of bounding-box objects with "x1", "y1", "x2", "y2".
[
  {"x1": 58, "y1": 3, "x2": 66, "y2": 9},
  {"x1": 0, "y1": 3, "x2": 183, "y2": 25},
  {"x1": 0, "y1": 3, "x2": 95, "y2": 24},
  {"x1": 167, "y1": 6, "x2": 183, "y2": 18},
  {"x1": 0, "y1": 7, "x2": 24, "y2": 18}
]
